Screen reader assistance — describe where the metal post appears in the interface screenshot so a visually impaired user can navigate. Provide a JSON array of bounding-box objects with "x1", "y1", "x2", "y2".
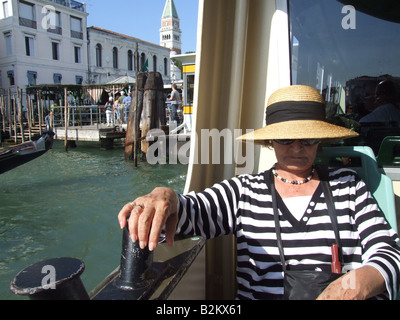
[
  {"x1": 116, "y1": 225, "x2": 155, "y2": 290},
  {"x1": 10, "y1": 257, "x2": 89, "y2": 300}
]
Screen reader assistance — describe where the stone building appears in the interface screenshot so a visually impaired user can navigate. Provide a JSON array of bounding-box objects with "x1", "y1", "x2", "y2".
[
  {"x1": 0, "y1": 0, "x2": 88, "y2": 95},
  {"x1": 0, "y1": 0, "x2": 177, "y2": 96},
  {"x1": 87, "y1": 26, "x2": 172, "y2": 85}
]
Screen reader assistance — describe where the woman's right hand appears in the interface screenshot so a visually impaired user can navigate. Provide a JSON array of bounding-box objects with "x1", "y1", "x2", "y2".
[{"x1": 117, "y1": 187, "x2": 179, "y2": 251}]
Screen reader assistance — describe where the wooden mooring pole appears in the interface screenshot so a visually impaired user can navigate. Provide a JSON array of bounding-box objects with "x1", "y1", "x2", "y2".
[
  {"x1": 125, "y1": 42, "x2": 141, "y2": 166},
  {"x1": 125, "y1": 73, "x2": 146, "y2": 163},
  {"x1": 64, "y1": 88, "x2": 69, "y2": 151},
  {"x1": 26, "y1": 93, "x2": 32, "y2": 140},
  {"x1": 12, "y1": 93, "x2": 17, "y2": 143},
  {"x1": 7, "y1": 89, "x2": 12, "y2": 139},
  {"x1": 17, "y1": 88, "x2": 25, "y2": 143},
  {"x1": 134, "y1": 44, "x2": 139, "y2": 167},
  {"x1": 124, "y1": 72, "x2": 165, "y2": 165},
  {"x1": 0, "y1": 96, "x2": 5, "y2": 135},
  {"x1": 141, "y1": 73, "x2": 166, "y2": 155}
]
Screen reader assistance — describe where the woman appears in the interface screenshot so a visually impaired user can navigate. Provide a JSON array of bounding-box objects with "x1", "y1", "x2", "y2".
[{"x1": 118, "y1": 85, "x2": 400, "y2": 300}]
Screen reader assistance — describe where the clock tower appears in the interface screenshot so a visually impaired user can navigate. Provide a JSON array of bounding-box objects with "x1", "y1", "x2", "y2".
[{"x1": 160, "y1": 0, "x2": 182, "y2": 54}]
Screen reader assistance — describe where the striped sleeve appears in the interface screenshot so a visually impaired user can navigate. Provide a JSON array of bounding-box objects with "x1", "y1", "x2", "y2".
[
  {"x1": 331, "y1": 168, "x2": 400, "y2": 299},
  {"x1": 353, "y1": 180, "x2": 400, "y2": 299},
  {"x1": 176, "y1": 177, "x2": 241, "y2": 238}
]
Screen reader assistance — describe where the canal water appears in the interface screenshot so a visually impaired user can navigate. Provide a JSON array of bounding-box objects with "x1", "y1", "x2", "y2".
[{"x1": 0, "y1": 140, "x2": 188, "y2": 299}]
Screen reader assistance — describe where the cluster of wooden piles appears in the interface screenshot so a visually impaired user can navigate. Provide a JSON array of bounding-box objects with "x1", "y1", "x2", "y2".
[
  {"x1": 0, "y1": 88, "x2": 48, "y2": 145},
  {"x1": 125, "y1": 72, "x2": 167, "y2": 166}
]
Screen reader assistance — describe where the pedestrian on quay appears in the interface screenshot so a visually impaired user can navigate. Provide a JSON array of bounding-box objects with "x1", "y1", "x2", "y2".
[
  {"x1": 105, "y1": 96, "x2": 114, "y2": 127},
  {"x1": 123, "y1": 93, "x2": 132, "y2": 124},
  {"x1": 168, "y1": 84, "x2": 181, "y2": 125},
  {"x1": 114, "y1": 94, "x2": 121, "y2": 124}
]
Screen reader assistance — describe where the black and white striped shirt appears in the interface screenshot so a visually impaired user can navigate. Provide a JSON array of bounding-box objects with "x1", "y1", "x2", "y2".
[{"x1": 176, "y1": 167, "x2": 400, "y2": 299}]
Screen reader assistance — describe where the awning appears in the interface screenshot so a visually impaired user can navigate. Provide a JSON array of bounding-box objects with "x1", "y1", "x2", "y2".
[{"x1": 107, "y1": 75, "x2": 136, "y2": 84}]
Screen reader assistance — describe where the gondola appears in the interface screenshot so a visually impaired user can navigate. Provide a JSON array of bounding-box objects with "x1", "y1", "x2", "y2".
[{"x1": 0, "y1": 125, "x2": 54, "y2": 175}]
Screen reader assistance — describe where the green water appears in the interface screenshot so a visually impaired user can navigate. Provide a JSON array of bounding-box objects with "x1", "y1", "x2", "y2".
[{"x1": 0, "y1": 140, "x2": 188, "y2": 300}]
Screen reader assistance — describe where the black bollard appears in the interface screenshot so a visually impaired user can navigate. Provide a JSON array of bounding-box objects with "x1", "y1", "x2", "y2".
[
  {"x1": 10, "y1": 257, "x2": 89, "y2": 300},
  {"x1": 116, "y1": 225, "x2": 155, "y2": 290}
]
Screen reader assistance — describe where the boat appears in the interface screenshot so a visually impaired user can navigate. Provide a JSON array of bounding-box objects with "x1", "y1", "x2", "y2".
[{"x1": 0, "y1": 125, "x2": 54, "y2": 174}]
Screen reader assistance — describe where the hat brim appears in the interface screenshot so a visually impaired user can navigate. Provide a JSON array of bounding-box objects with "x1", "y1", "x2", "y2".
[{"x1": 238, "y1": 120, "x2": 359, "y2": 144}]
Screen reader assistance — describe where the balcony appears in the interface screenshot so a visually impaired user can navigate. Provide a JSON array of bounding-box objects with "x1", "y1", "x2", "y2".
[
  {"x1": 47, "y1": 26, "x2": 62, "y2": 35},
  {"x1": 47, "y1": 0, "x2": 86, "y2": 12},
  {"x1": 19, "y1": 17, "x2": 37, "y2": 29},
  {"x1": 71, "y1": 30, "x2": 83, "y2": 39}
]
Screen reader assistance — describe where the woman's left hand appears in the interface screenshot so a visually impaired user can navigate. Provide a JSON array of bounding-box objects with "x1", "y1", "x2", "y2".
[{"x1": 317, "y1": 266, "x2": 386, "y2": 300}]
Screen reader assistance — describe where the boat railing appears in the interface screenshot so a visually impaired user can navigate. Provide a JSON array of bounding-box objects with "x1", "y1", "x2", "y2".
[{"x1": 10, "y1": 223, "x2": 205, "y2": 300}]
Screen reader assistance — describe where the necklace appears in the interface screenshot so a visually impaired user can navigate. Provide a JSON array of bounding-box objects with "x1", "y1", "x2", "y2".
[{"x1": 272, "y1": 165, "x2": 315, "y2": 185}]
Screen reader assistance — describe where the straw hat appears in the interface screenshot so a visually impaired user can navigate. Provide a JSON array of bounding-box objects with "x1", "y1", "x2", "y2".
[{"x1": 239, "y1": 85, "x2": 358, "y2": 144}]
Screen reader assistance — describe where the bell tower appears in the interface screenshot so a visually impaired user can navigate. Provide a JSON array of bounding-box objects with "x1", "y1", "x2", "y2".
[{"x1": 160, "y1": 0, "x2": 182, "y2": 54}]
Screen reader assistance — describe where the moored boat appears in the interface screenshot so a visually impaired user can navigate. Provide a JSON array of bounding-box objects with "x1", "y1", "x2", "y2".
[{"x1": 0, "y1": 128, "x2": 54, "y2": 174}]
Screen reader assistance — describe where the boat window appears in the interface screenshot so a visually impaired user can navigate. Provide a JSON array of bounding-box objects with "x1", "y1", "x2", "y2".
[
  {"x1": 185, "y1": 74, "x2": 195, "y2": 106},
  {"x1": 289, "y1": 0, "x2": 400, "y2": 125}
]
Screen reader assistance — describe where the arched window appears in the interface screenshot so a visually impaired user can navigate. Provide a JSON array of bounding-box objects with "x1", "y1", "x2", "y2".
[
  {"x1": 140, "y1": 53, "x2": 146, "y2": 71},
  {"x1": 164, "y1": 58, "x2": 168, "y2": 76},
  {"x1": 153, "y1": 55, "x2": 157, "y2": 72},
  {"x1": 113, "y1": 47, "x2": 118, "y2": 69},
  {"x1": 95, "y1": 43, "x2": 102, "y2": 67},
  {"x1": 128, "y1": 50, "x2": 133, "y2": 71}
]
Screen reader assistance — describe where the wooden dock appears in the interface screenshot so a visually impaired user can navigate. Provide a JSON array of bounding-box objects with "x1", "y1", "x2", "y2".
[{"x1": 54, "y1": 125, "x2": 126, "y2": 149}]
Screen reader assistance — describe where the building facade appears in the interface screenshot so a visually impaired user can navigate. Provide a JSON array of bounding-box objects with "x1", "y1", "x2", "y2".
[
  {"x1": 87, "y1": 26, "x2": 172, "y2": 85},
  {"x1": 0, "y1": 0, "x2": 175, "y2": 96},
  {"x1": 0, "y1": 0, "x2": 88, "y2": 95}
]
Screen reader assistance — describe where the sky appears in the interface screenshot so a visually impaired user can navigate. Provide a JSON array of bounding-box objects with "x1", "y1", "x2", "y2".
[{"x1": 83, "y1": 0, "x2": 199, "y2": 53}]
